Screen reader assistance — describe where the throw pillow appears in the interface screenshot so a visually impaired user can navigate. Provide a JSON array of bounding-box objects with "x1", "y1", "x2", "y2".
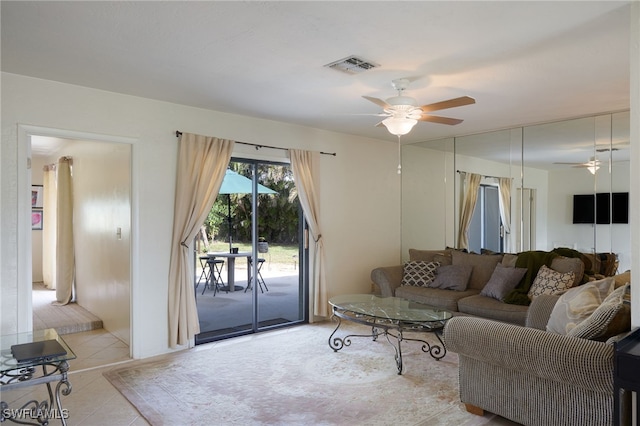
[
  {"x1": 614, "y1": 270, "x2": 631, "y2": 288},
  {"x1": 480, "y1": 263, "x2": 528, "y2": 301},
  {"x1": 428, "y1": 264, "x2": 473, "y2": 291},
  {"x1": 527, "y1": 265, "x2": 575, "y2": 300},
  {"x1": 401, "y1": 261, "x2": 440, "y2": 287},
  {"x1": 451, "y1": 250, "x2": 503, "y2": 290},
  {"x1": 567, "y1": 283, "x2": 631, "y2": 340},
  {"x1": 546, "y1": 277, "x2": 615, "y2": 335}
]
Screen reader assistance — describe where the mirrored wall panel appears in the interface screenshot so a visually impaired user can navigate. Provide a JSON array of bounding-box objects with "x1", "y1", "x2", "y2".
[
  {"x1": 401, "y1": 137, "x2": 454, "y2": 252},
  {"x1": 401, "y1": 111, "x2": 630, "y2": 272}
]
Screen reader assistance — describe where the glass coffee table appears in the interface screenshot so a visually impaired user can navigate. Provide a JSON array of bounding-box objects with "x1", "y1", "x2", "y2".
[{"x1": 328, "y1": 294, "x2": 453, "y2": 374}]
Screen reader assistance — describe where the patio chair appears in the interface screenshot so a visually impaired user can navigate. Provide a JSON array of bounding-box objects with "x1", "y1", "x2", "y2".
[
  {"x1": 202, "y1": 257, "x2": 226, "y2": 296},
  {"x1": 195, "y1": 256, "x2": 211, "y2": 292},
  {"x1": 245, "y1": 258, "x2": 268, "y2": 293}
]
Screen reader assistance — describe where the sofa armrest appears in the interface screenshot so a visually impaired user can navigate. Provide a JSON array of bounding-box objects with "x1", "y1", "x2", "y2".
[
  {"x1": 443, "y1": 316, "x2": 613, "y2": 393},
  {"x1": 370, "y1": 265, "x2": 403, "y2": 297}
]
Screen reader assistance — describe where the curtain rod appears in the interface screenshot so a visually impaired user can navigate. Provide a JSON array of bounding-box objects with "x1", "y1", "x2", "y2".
[
  {"x1": 456, "y1": 170, "x2": 506, "y2": 180},
  {"x1": 175, "y1": 131, "x2": 336, "y2": 156},
  {"x1": 43, "y1": 156, "x2": 73, "y2": 171}
]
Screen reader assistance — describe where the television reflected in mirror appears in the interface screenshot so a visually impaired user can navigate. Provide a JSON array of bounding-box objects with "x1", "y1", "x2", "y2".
[{"x1": 572, "y1": 192, "x2": 629, "y2": 224}]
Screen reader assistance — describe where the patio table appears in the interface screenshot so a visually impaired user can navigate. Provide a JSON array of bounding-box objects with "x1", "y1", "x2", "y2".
[{"x1": 206, "y1": 252, "x2": 252, "y2": 292}]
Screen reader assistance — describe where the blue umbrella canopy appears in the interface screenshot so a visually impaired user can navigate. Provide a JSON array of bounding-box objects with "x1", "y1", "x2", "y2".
[
  {"x1": 218, "y1": 169, "x2": 277, "y2": 195},
  {"x1": 217, "y1": 169, "x2": 277, "y2": 251}
]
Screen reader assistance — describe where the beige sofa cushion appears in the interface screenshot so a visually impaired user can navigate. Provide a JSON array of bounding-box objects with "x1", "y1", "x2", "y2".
[
  {"x1": 433, "y1": 253, "x2": 452, "y2": 266},
  {"x1": 451, "y1": 250, "x2": 503, "y2": 290},
  {"x1": 457, "y1": 294, "x2": 529, "y2": 326},
  {"x1": 395, "y1": 285, "x2": 479, "y2": 312},
  {"x1": 501, "y1": 253, "x2": 518, "y2": 268},
  {"x1": 549, "y1": 256, "x2": 584, "y2": 286},
  {"x1": 409, "y1": 248, "x2": 451, "y2": 263},
  {"x1": 614, "y1": 270, "x2": 631, "y2": 288}
]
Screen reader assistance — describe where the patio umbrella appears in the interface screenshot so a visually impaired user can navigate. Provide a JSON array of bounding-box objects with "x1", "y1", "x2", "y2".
[{"x1": 218, "y1": 169, "x2": 277, "y2": 252}]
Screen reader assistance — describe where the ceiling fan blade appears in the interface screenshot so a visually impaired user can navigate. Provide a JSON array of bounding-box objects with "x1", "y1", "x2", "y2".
[
  {"x1": 553, "y1": 162, "x2": 585, "y2": 165},
  {"x1": 363, "y1": 96, "x2": 391, "y2": 109},
  {"x1": 420, "y1": 96, "x2": 476, "y2": 113},
  {"x1": 346, "y1": 113, "x2": 389, "y2": 117},
  {"x1": 418, "y1": 115, "x2": 464, "y2": 125}
]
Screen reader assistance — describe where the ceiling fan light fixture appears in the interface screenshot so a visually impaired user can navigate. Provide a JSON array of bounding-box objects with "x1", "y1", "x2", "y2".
[
  {"x1": 386, "y1": 95, "x2": 417, "y2": 108},
  {"x1": 382, "y1": 117, "x2": 418, "y2": 136}
]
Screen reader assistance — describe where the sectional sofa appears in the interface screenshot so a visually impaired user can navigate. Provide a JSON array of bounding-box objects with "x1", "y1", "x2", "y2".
[
  {"x1": 370, "y1": 247, "x2": 632, "y2": 425},
  {"x1": 370, "y1": 248, "x2": 586, "y2": 325}
]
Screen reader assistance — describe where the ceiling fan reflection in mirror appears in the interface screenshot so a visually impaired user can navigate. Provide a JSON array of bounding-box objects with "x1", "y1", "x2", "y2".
[
  {"x1": 554, "y1": 157, "x2": 602, "y2": 174},
  {"x1": 362, "y1": 78, "x2": 476, "y2": 136},
  {"x1": 554, "y1": 154, "x2": 628, "y2": 175}
]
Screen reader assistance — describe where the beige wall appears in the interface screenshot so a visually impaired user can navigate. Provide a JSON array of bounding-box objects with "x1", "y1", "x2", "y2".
[
  {"x1": 61, "y1": 139, "x2": 131, "y2": 344},
  {"x1": 0, "y1": 72, "x2": 400, "y2": 358}
]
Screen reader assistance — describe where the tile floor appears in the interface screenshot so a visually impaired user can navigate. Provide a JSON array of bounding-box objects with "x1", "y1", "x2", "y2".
[
  {"x1": 2, "y1": 328, "x2": 149, "y2": 426},
  {"x1": 2, "y1": 285, "x2": 149, "y2": 425}
]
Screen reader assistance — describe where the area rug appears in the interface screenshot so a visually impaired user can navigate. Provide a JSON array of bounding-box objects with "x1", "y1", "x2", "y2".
[{"x1": 104, "y1": 321, "x2": 498, "y2": 425}]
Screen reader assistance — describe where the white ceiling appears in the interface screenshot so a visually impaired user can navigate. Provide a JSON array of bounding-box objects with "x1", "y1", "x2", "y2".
[{"x1": 1, "y1": 1, "x2": 631, "y2": 159}]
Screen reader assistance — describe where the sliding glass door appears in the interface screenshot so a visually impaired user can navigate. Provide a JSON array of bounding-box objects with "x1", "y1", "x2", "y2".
[{"x1": 195, "y1": 159, "x2": 307, "y2": 344}]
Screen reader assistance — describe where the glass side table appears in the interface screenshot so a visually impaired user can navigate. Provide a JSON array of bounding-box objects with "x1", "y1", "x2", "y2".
[{"x1": 1, "y1": 328, "x2": 76, "y2": 425}]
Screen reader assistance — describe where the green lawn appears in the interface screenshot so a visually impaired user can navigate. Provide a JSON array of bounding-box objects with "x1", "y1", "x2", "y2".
[{"x1": 205, "y1": 241, "x2": 299, "y2": 267}]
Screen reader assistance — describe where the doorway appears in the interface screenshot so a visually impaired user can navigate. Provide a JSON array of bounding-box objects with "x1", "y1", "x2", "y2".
[
  {"x1": 195, "y1": 159, "x2": 307, "y2": 343},
  {"x1": 25, "y1": 131, "x2": 133, "y2": 364},
  {"x1": 469, "y1": 184, "x2": 503, "y2": 254}
]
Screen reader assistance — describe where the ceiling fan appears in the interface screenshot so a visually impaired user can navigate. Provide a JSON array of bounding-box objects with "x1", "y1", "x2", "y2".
[
  {"x1": 554, "y1": 156, "x2": 601, "y2": 167},
  {"x1": 554, "y1": 157, "x2": 603, "y2": 174},
  {"x1": 362, "y1": 78, "x2": 476, "y2": 135}
]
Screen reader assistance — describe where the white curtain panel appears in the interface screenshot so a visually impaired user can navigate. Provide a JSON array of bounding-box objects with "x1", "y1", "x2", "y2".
[
  {"x1": 168, "y1": 133, "x2": 234, "y2": 347},
  {"x1": 42, "y1": 165, "x2": 57, "y2": 289},
  {"x1": 289, "y1": 149, "x2": 328, "y2": 317},
  {"x1": 498, "y1": 177, "x2": 513, "y2": 250},
  {"x1": 457, "y1": 172, "x2": 482, "y2": 250},
  {"x1": 54, "y1": 157, "x2": 74, "y2": 305}
]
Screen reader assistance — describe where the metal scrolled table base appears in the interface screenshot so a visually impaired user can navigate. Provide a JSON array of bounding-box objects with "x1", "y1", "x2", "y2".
[
  {"x1": 328, "y1": 309, "x2": 447, "y2": 375},
  {"x1": 1, "y1": 361, "x2": 72, "y2": 426}
]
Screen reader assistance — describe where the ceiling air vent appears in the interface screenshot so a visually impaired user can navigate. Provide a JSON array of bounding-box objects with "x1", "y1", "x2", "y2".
[{"x1": 324, "y1": 56, "x2": 379, "y2": 75}]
